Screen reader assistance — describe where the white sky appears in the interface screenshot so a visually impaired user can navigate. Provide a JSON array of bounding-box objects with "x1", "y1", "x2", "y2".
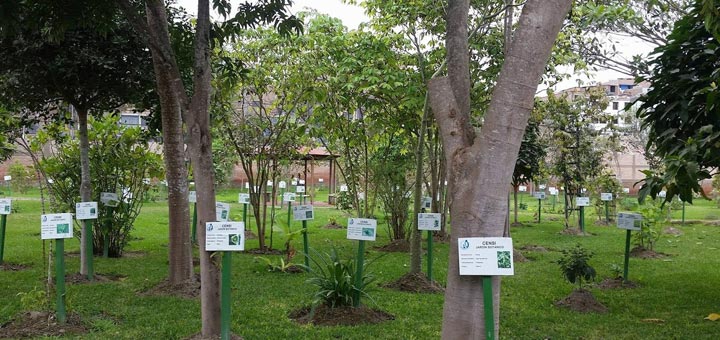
[{"x1": 174, "y1": 1, "x2": 653, "y2": 91}]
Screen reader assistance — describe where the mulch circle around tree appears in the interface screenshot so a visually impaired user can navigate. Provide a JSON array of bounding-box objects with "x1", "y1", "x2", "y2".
[
  {"x1": 244, "y1": 230, "x2": 257, "y2": 240},
  {"x1": 560, "y1": 228, "x2": 594, "y2": 236},
  {"x1": 595, "y1": 278, "x2": 639, "y2": 289},
  {"x1": 122, "y1": 250, "x2": 147, "y2": 258},
  {"x1": 383, "y1": 272, "x2": 444, "y2": 293},
  {"x1": 323, "y1": 222, "x2": 344, "y2": 229},
  {"x1": 663, "y1": 227, "x2": 683, "y2": 236},
  {"x1": 64, "y1": 272, "x2": 127, "y2": 284},
  {"x1": 244, "y1": 248, "x2": 283, "y2": 256},
  {"x1": 513, "y1": 249, "x2": 528, "y2": 263},
  {"x1": 0, "y1": 262, "x2": 31, "y2": 271},
  {"x1": 0, "y1": 311, "x2": 87, "y2": 338},
  {"x1": 554, "y1": 289, "x2": 608, "y2": 313},
  {"x1": 186, "y1": 332, "x2": 244, "y2": 340},
  {"x1": 140, "y1": 274, "x2": 201, "y2": 299},
  {"x1": 519, "y1": 244, "x2": 549, "y2": 252},
  {"x1": 374, "y1": 239, "x2": 410, "y2": 253},
  {"x1": 289, "y1": 304, "x2": 394, "y2": 326},
  {"x1": 630, "y1": 246, "x2": 669, "y2": 259}
]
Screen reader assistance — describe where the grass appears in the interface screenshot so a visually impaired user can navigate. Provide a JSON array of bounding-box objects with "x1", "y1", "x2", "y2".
[{"x1": 1, "y1": 190, "x2": 720, "y2": 339}]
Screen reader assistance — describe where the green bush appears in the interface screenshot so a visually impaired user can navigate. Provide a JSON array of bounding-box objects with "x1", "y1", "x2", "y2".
[
  {"x1": 619, "y1": 197, "x2": 639, "y2": 210},
  {"x1": 7, "y1": 161, "x2": 34, "y2": 194},
  {"x1": 301, "y1": 247, "x2": 377, "y2": 308},
  {"x1": 557, "y1": 244, "x2": 596, "y2": 289},
  {"x1": 32, "y1": 116, "x2": 164, "y2": 257},
  {"x1": 335, "y1": 191, "x2": 353, "y2": 211},
  {"x1": 634, "y1": 201, "x2": 665, "y2": 251}
]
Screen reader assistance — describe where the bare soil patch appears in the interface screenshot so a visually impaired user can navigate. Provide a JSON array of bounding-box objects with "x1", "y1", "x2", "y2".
[
  {"x1": 513, "y1": 249, "x2": 528, "y2": 262},
  {"x1": 374, "y1": 239, "x2": 410, "y2": 253},
  {"x1": 64, "y1": 272, "x2": 127, "y2": 284},
  {"x1": 554, "y1": 289, "x2": 608, "y2": 313},
  {"x1": 122, "y1": 250, "x2": 147, "y2": 258},
  {"x1": 323, "y1": 221, "x2": 344, "y2": 229},
  {"x1": 1, "y1": 262, "x2": 31, "y2": 271},
  {"x1": 630, "y1": 246, "x2": 669, "y2": 259},
  {"x1": 244, "y1": 248, "x2": 283, "y2": 256},
  {"x1": 0, "y1": 311, "x2": 86, "y2": 338},
  {"x1": 595, "y1": 278, "x2": 639, "y2": 289},
  {"x1": 383, "y1": 272, "x2": 444, "y2": 293},
  {"x1": 519, "y1": 244, "x2": 549, "y2": 252},
  {"x1": 140, "y1": 273, "x2": 201, "y2": 299},
  {"x1": 663, "y1": 227, "x2": 683, "y2": 236},
  {"x1": 289, "y1": 304, "x2": 394, "y2": 326},
  {"x1": 186, "y1": 332, "x2": 243, "y2": 340},
  {"x1": 560, "y1": 228, "x2": 593, "y2": 236},
  {"x1": 244, "y1": 230, "x2": 257, "y2": 240}
]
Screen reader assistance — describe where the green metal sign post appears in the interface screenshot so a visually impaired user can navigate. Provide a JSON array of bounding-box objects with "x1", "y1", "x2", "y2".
[
  {"x1": 427, "y1": 230, "x2": 434, "y2": 281},
  {"x1": 353, "y1": 240, "x2": 365, "y2": 307},
  {"x1": 191, "y1": 203, "x2": 197, "y2": 244},
  {"x1": 623, "y1": 229, "x2": 631, "y2": 283},
  {"x1": 0, "y1": 214, "x2": 7, "y2": 264},
  {"x1": 682, "y1": 201, "x2": 686, "y2": 225},
  {"x1": 286, "y1": 201, "x2": 292, "y2": 231},
  {"x1": 84, "y1": 219, "x2": 94, "y2": 281},
  {"x1": 579, "y1": 206, "x2": 585, "y2": 233},
  {"x1": 56, "y1": 239, "x2": 67, "y2": 324},
  {"x1": 103, "y1": 206, "x2": 114, "y2": 258},
  {"x1": 537, "y1": 198, "x2": 542, "y2": 223},
  {"x1": 302, "y1": 220, "x2": 309, "y2": 269},
  {"x1": 605, "y1": 201, "x2": 610, "y2": 223},
  {"x1": 483, "y1": 276, "x2": 495, "y2": 340},
  {"x1": 221, "y1": 251, "x2": 232, "y2": 340}
]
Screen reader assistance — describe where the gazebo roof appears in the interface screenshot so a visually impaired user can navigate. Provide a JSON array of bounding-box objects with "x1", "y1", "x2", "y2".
[{"x1": 295, "y1": 147, "x2": 339, "y2": 161}]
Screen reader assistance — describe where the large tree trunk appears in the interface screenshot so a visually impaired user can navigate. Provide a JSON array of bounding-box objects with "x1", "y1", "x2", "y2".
[
  {"x1": 429, "y1": 1, "x2": 572, "y2": 338},
  {"x1": 77, "y1": 108, "x2": 92, "y2": 275}
]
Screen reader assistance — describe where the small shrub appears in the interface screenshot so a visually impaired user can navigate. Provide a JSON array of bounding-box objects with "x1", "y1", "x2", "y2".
[
  {"x1": 336, "y1": 191, "x2": 353, "y2": 210},
  {"x1": 254, "y1": 256, "x2": 297, "y2": 273},
  {"x1": 519, "y1": 202, "x2": 528, "y2": 210},
  {"x1": 7, "y1": 161, "x2": 34, "y2": 194},
  {"x1": 301, "y1": 247, "x2": 377, "y2": 308},
  {"x1": 620, "y1": 197, "x2": 639, "y2": 211},
  {"x1": 609, "y1": 263, "x2": 623, "y2": 279},
  {"x1": 557, "y1": 244, "x2": 596, "y2": 289},
  {"x1": 634, "y1": 201, "x2": 665, "y2": 251},
  {"x1": 17, "y1": 286, "x2": 48, "y2": 311}
]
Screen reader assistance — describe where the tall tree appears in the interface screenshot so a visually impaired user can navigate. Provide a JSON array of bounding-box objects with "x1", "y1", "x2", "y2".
[
  {"x1": 0, "y1": 8, "x2": 154, "y2": 276},
  {"x1": 636, "y1": 0, "x2": 720, "y2": 203},
  {"x1": 428, "y1": 0, "x2": 572, "y2": 338},
  {"x1": 116, "y1": 0, "x2": 300, "y2": 336},
  {"x1": 511, "y1": 113, "x2": 546, "y2": 224}
]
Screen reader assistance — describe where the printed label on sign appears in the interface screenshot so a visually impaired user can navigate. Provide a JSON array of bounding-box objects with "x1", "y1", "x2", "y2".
[
  {"x1": 658, "y1": 190, "x2": 667, "y2": 198},
  {"x1": 75, "y1": 202, "x2": 98, "y2": 220},
  {"x1": 576, "y1": 197, "x2": 590, "y2": 207},
  {"x1": 299, "y1": 180, "x2": 305, "y2": 185},
  {"x1": 3, "y1": 175, "x2": 11, "y2": 181},
  {"x1": 539, "y1": 184, "x2": 546, "y2": 190},
  {"x1": 519, "y1": 185, "x2": 527, "y2": 192},
  {"x1": 279, "y1": 181, "x2": 287, "y2": 189},
  {"x1": 601, "y1": 193, "x2": 613, "y2": 201},
  {"x1": 238, "y1": 193, "x2": 250, "y2": 204},
  {"x1": 347, "y1": 218, "x2": 377, "y2": 241},
  {"x1": 422, "y1": 197, "x2": 432, "y2": 209},
  {"x1": 418, "y1": 213, "x2": 441, "y2": 231},
  {"x1": 293, "y1": 205, "x2": 314, "y2": 221},
  {"x1": 623, "y1": 187, "x2": 630, "y2": 194},
  {"x1": 283, "y1": 192, "x2": 296, "y2": 202},
  {"x1": 267, "y1": 181, "x2": 273, "y2": 187},
  {"x1": 0, "y1": 198, "x2": 11, "y2": 215},
  {"x1": 291, "y1": 180, "x2": 297, "y2": 186},
  {"x1": 189, "y1": 191, "x2": 197, "y2": 203},
  {"x1": 458, "y1": 237, "x2": 514, "y2": 276},
  {"x1": 318, "y1": 178, "x2": 324, "y2": 183},
  {"x1": 549, "y1": 188, "x2": 559, "y2": 196},
  {"x1": 205, "y1": 222, "x2": 245, "y2": 251},
  {"x1": 617, "y1": 212, "x2": 643, "y2": 231},
  {"x1": 296, "y1": 186, "x2": 306, "y2": 193},
  {"x1": 534, "y1": 192, "x2": 546, "y2": 200},
  {"x1": 41, "y1": 213, "x2": 74, "y2": 240},
  {"x1": 216, "y1": 202, "x2": 231, "y2": 222},
  {"x1": 340, "y1": 185, "x2": 348, "y2": 192},
  {"x1": 100, "y1": 192, "x2": 120, "y2": 207}
]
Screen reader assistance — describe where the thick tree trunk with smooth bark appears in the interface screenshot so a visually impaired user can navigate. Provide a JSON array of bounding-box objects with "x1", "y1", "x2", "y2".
[
  {"x1": 77, "y1": 108, "x2": 92, "y2": 275},
  {"x1": 430, "y1": 1, "x2": 572, "y2": 338}
]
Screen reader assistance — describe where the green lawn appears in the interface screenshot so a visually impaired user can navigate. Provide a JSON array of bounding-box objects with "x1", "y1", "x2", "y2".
[{"x1": 1, "y1": 192, "x2": 720, "y2": 339}]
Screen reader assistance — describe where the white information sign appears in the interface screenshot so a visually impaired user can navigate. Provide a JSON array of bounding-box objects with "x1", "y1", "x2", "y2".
[
  {"x1": 658, "y1": 190, "x2": 667, "y2": 198},
  {"x1": 189, "y1": 191, "x2": 197, "y2": 203},
  {"x1": 0, "y1": 198, "x2": 11, "y2": 215},
  {"x1": 279, "y1": 181, "x2": 287, "y2": 189},
  {"x1": 267, "y1": 181, "x2": 273, "y2": 187},
  {"x1": 283, "y1": 192, "x2": 296, "y2": 202},
  {"x1": 318, "y1": 178, "x2": 324, "y2": 183},
  {"x1": 549, "y1": 186, "x2": 557, "y2": 193},
  {"x1": 623, "y1": 187, "x2": 630, "y2": 194},
  {"x1": 458, "y1": 237, "x2": 514, "y2": 276},
  {"x1": 100, "y1": 192, "x2": 120, "y2": 207},
  {"x1": 347, "y1": 218, "x2": 377, "y2": 241},
  {"x1": 617, "y1": 212, "x2": 643, "y2": 231},
  {"x1": 75, "y1": 202, "x2": 98, "y2": 220},
  {"x1": 539, "y1": 184, "x2": 546, "y2": 190},
  {"x1": 601, "y1": 193, "x2": 613, "y2": 201},
  {"x1": 205, "y1": 222, "x2": 245, "y2": 251},
  {"x1": 238, "y1": 193, "x2": 250, "y2": 204},
  {"x1": 422, "y1": 196, "x2": 432, "y2": 209},
  {"x1": 215, "y1": 202, "x2": 230, "y2": 222},
  {"x1": 519, "y1": 185, "x2": 527, "y2": 192},
  {"x1": 292, "y1": 205, "x2": 314, "y2": 221},
  {"x1": 534, "y1": 192, "x2": 546, "y2": 200},
  {"x1": 340, "y1": 185, "x2": 348, "y2": 192},
  {"x1": 244, "y1": 183, "x2": 250, "y2": 189},
  {"x1": 418, "y1": 213, "x2": 442, "y2": 231},
  {"x1": 3, "y1": 175, "x2": 11, "y2": 181},
  {"x1": 576, "y1": 197, "x2": 591, "y2": 207},
  {"x1": 291, "y1": 180, "x2": 298, "y2": 186},
  {"x1": 549, "y1": 188, "x2": 559, "y2": 196},
  {"x1": 299, "y1": 180, "x2": 305, "y2": 185},
  {"x1": 296, "y1": 185, "x2": 306, "y2": 193},
  {"x1": 41, "y1": 213, "x2": 74, "y2": 240}
]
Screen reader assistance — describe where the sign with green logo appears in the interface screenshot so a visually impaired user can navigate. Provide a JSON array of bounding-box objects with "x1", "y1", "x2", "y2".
[
  {"x1": 347, "y1": 218, "x2": 376, "y2": 241},
  {"x1": 296, "y1": 185, "x2": 306, "y2": 193},
  {"x1": 534, "y1": 192, "x2": 546, "y2": 200},
  {"x1": 75, "y1": 202, "x2": 98, "y2": 220},
  {"x1": 418, "y1": 213, "x2": 441, "y2": 231},
  {"x1": 205, "y1": 222, "x2": 245, "y2": 251},
  {"x1": 189, "y1": 191, "x2": 197, "y2": 203},
  {"x1": 0, "y1": 198, "x2": 11, "y2": 215},
  {"x1": 41, "y1": 213, "x2": 74, "y2": 239},
  {"x1": 283, "y1": 192, "x2": 296, "y2": 202},
  {"x1": 601, "y1": 193, "x2": 613, "y2": 201},
  {"x1": 458, "y1": 237, "x2": 514, "y2": 276},
  {"x1": 576, "y1": 197, "x2": 590, "y2": 206},
  {"x1": 292, "y1": 205, "x2": 314, "y2": 221},
  {"x1": 238, "y1": 193, "x2": 250, "y2": 204},
  {"x1": 215, "y1": 202, "x2": 230, "y2": 222},
  {"x1": 617, "y1": 212, "x2": 643, "y2": 231},
  {"x1": 422, "y1": 197, "x2": 432, "y2": 209}
]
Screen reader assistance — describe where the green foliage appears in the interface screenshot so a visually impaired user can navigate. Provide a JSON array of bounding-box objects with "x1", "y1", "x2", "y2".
[
  {"x1": 620, "y1": 197, "x2": 639, "y2": 211},
  {"x1": 16, "y1": 286, "x2": 48, "y2": 311},
  {"x1": 301, "y1": 247, "x2": 377, "y2": 309},
  {"x1": 254, "y1": 256, "x2": 297, "y2": 273},
  {"x1": 634, "y1": 201, "x2": 666, "y2": 251},
  {"x1": 557, "y1": 244, "x2": 596, "y2": 289},
  {"x1": 335, "y1": 191, "x2": 354, "y2": 211},
  {"x1": 589, "y1": 170, "x2": 623, "y2": 220},
  {"x1": 371, "y1": 142, "x2": 414, "y2": 241},
  {"x1": 7, "y1": 161, "x2": 34, "y2": 194},
  {"x1": 513, "y1": 111, "x2": 546, "y2": 187},
  {"x1": 636, "y1": 1, "x2": 719, "y2": 204},
  {"x1": 33, "y1": 116, "x2": 164, "y2": 257}
]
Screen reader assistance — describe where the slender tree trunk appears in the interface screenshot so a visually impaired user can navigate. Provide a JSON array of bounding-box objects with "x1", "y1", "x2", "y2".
[
  {"x1": 410, "y1": 96, "x2": 432, "y2": 274},
  {"x1": 430, "y1": 1, "x2": 572, "y2": 338},
  {"x1": 513, "y1": 186, "x2": 519, "y2": 223},
  {"x1": 77, "y1": 108, "x2": 92, "y2": 275}
]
